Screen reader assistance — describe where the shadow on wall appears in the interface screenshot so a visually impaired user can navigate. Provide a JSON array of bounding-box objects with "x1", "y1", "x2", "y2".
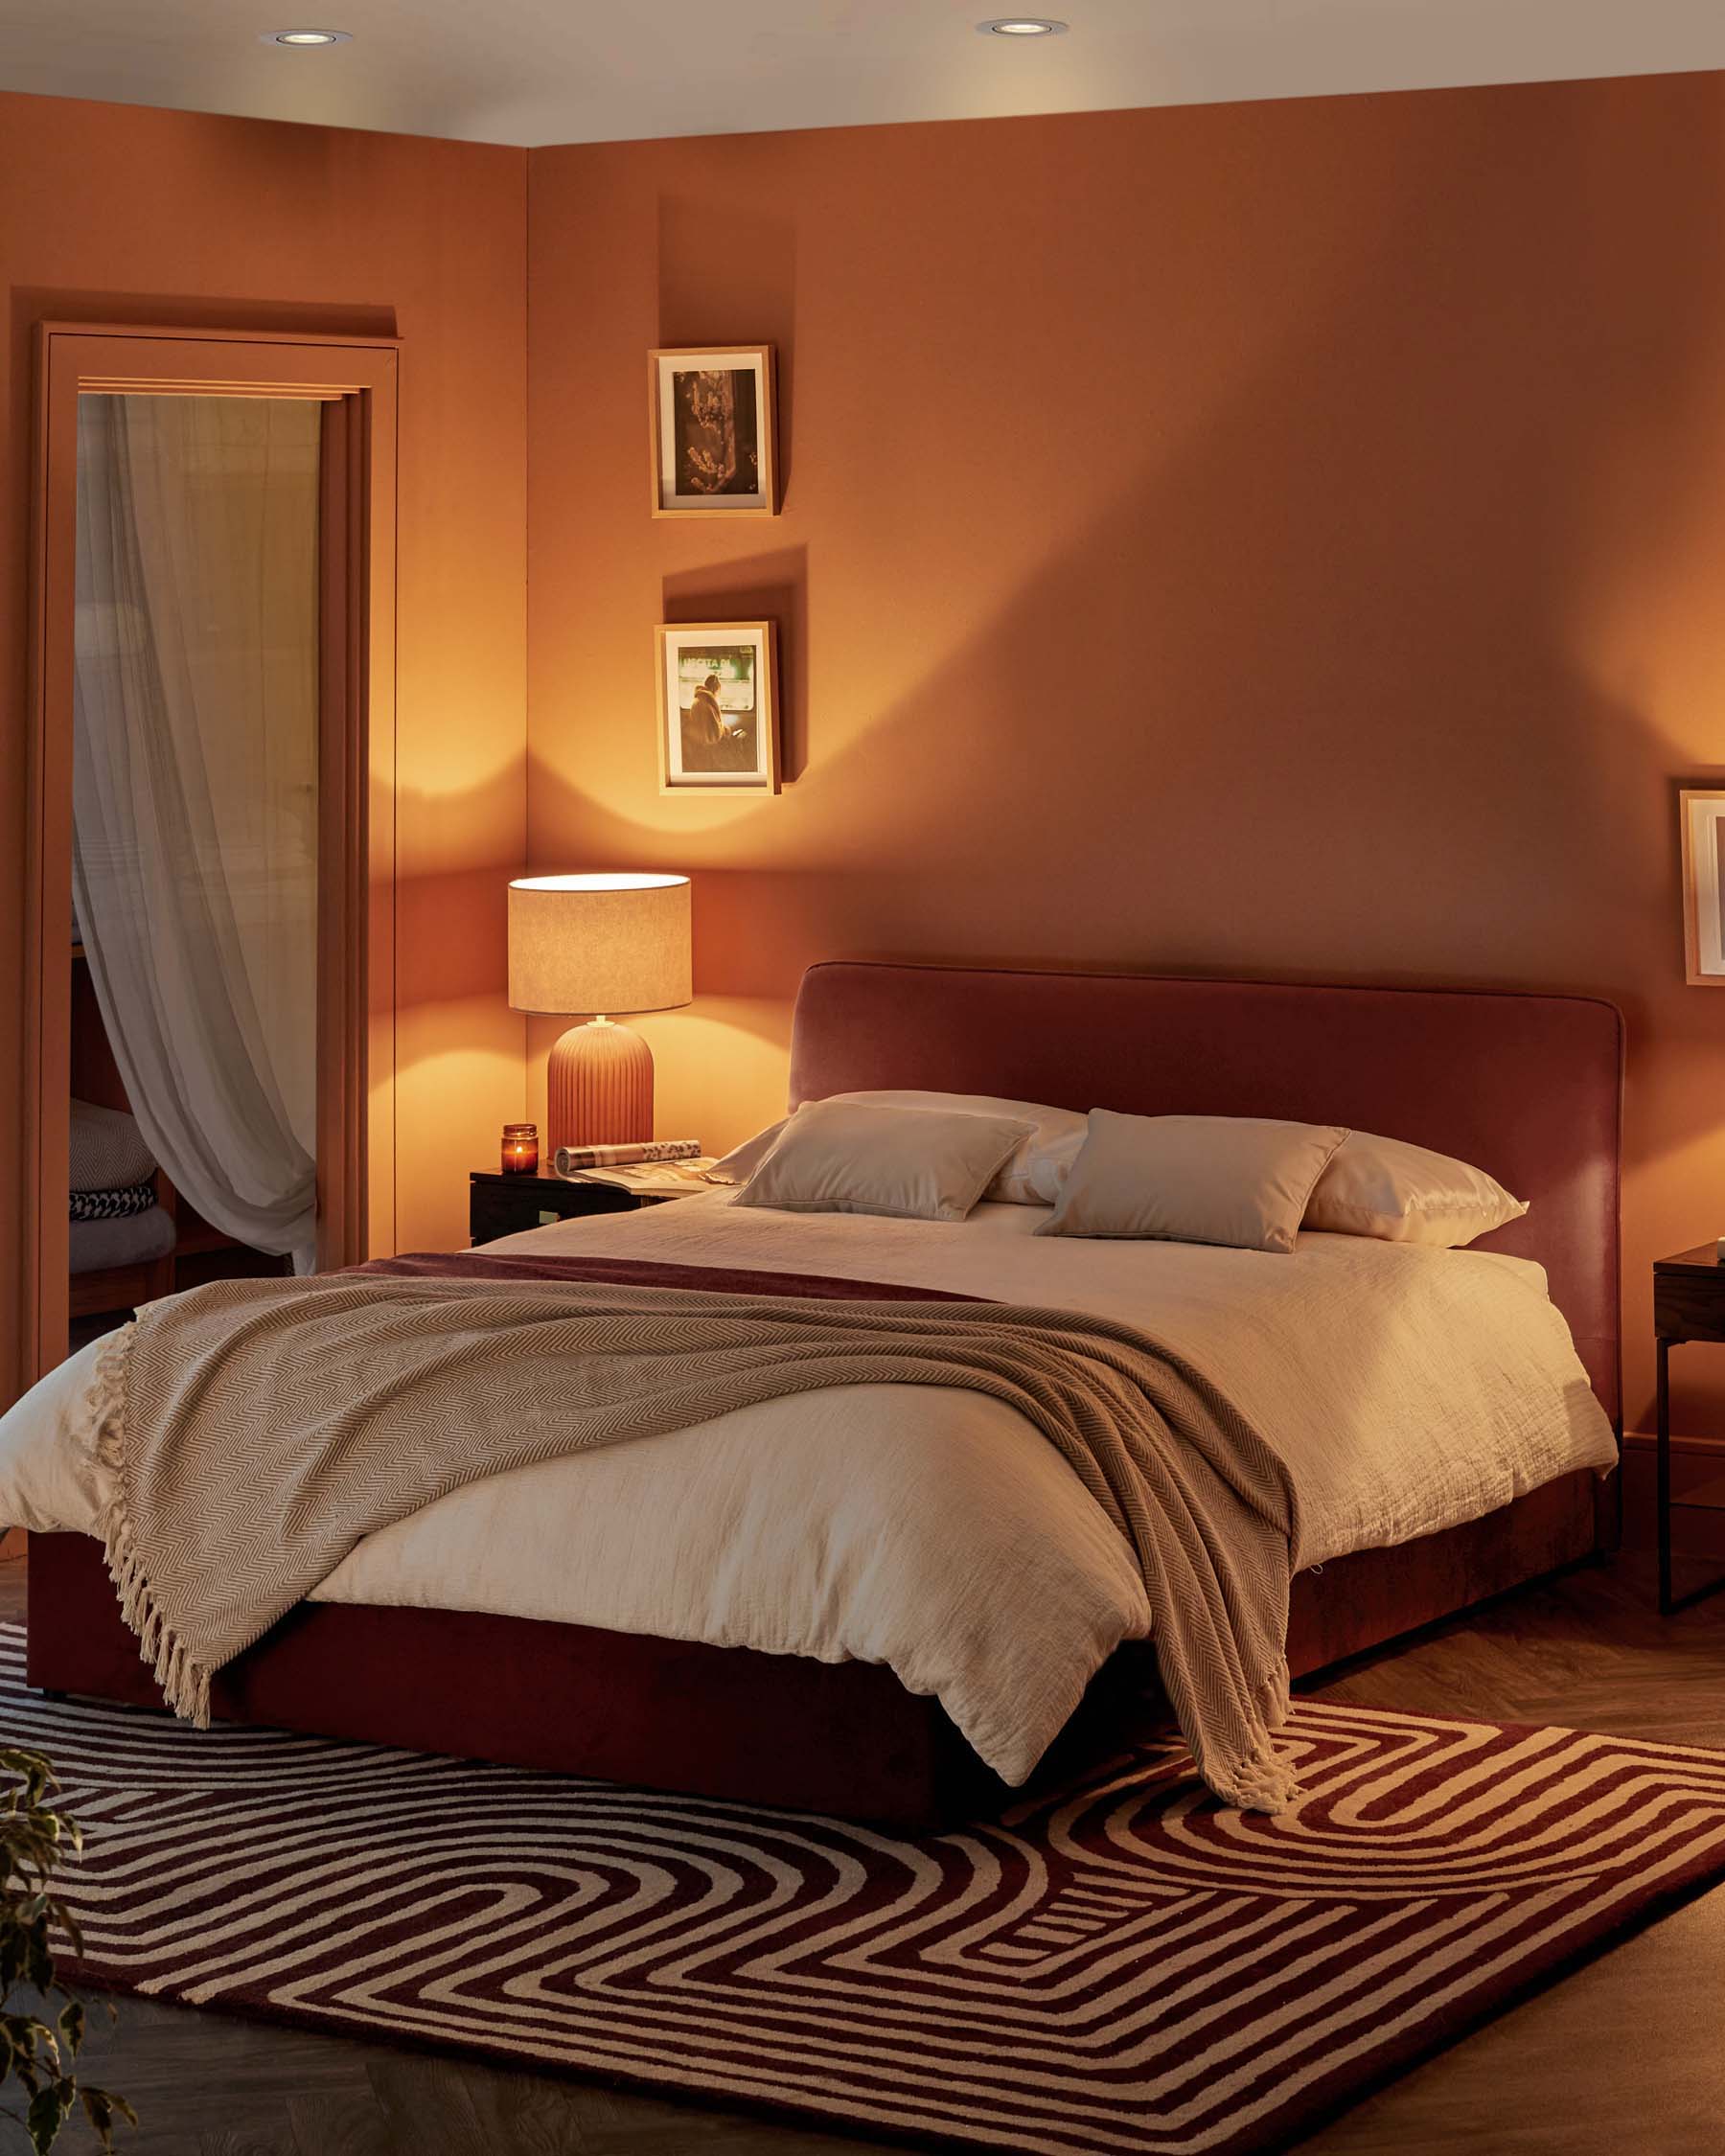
[
  {"x1": 662, "y1": 547, "x2": 809, "y2": 780},
  {"x1": 540, "y1": 102, "x2": 1685, "y2": 988},
  {"x1": 351, "y1": 751, "x2": 529, "y2": 1248},
  {"x1": 392, "y1": 754, "x2": 530, "y2": 1031},
  {"x1": 656, "y1": 193, "x2": 796, "y2": 500},
  {"x1": 530, "y1": 80, "x2": 1725, "y2": 1426}
]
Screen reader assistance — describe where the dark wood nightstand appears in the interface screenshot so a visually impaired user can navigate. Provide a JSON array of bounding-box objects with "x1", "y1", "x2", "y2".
[
  {"x1": 1653, "y1": 1244, "x2": 1725, "y2": 1615},
  {"x1": 469, "y1": 1167, "x2": 685, "y2": 1248}
]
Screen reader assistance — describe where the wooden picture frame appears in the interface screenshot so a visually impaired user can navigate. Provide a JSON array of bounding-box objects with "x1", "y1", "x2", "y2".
[
  {"x1": 1680, "y1": 788, "x2": 1725, "y2": 985},
  {"x1": 656, "y1": 621, "x2": 779, "y2": 795},
  {"x1": 649, "y1": 346, "x2": 777, "y2": 517}
]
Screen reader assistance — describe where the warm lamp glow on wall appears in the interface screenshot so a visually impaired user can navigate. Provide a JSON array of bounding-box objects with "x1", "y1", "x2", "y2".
[{"x1": 508, "y1": 874, "x2": 693, "y2": 1152}]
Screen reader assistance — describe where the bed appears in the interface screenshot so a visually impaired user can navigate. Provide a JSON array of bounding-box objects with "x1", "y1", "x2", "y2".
[
  {"x1": 66, "y1": 1091, "x2": 175, "y2": 1324},
  {"x1": 15, "y1": 961, "x2": 1622, "y2": 1823}
]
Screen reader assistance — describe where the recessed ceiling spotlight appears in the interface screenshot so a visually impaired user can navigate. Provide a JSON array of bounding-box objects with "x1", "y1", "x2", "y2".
[
  {"x1": 261, "y1": 27, "x2": 351, "y2": 45},
  {"x1": 978, "y1": 16, "x2": 1069, "y2": 33}
]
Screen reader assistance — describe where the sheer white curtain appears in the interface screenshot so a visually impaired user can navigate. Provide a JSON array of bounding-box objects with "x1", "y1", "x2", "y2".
[{"x1": 73, "y1": 393, "x2": 321, "y2": 1273}]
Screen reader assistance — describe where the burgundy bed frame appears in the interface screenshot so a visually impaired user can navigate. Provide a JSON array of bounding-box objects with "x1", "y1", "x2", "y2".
[{"x1": 27, "y1": 961, "x2": 1623, "y2": 1824}]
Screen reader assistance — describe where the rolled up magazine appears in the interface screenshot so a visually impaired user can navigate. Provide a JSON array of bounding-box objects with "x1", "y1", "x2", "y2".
[{"x1": 553, "y1": 1138, "x2": 702, "y2": 1177}]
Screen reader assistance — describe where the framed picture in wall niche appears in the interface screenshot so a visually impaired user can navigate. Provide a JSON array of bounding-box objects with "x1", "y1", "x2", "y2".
[
  {"x1": 1681, "y1": 789, "x2": 1725, "y2": 984},
  {"x1": 649, "y1": 346, "x2": 777, "y2": 516},
  {"x1": 656, "y1": 621, "x2": 780, "y2": 795}
]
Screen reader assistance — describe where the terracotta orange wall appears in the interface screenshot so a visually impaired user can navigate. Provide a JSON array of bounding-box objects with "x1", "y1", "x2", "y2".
[
  {"x1": 7, "y1": 73, "x2": 1724, "y2": 1440},
  {"x1": 525, "y1": 74, "x2": 1725, "y2": 1438},
  {"x1": 0, "y1": 90, "x2": 529, "y2": 1405}
]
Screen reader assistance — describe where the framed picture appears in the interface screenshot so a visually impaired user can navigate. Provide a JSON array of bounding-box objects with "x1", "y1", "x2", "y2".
[
  {"x1": 649, "y1": 346, "x2": 777, "y2": 516},
  {"x1": 656, "y1": 621, "x2": 779, "y2": 795},
  {"x1": 1681, "y1": 789, "x2": 1725, "y2": 984}
]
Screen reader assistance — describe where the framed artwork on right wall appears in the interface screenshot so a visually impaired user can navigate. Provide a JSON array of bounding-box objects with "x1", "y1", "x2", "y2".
[
  {"x1": 656, "y1": 621, "x2": 780, "y2": 795},
  {"x1": 1680, "y1": 788, "x2": 1725, "y2": 985},
  {"x1": 649, "y1": 346, "x2": 777, "y2": 516}
]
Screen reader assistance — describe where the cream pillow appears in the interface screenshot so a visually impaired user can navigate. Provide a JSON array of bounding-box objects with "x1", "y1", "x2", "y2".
[
  {"x1": 1303, "y1": 1131, "x2": 1528, "y2": 1248},
  {"x1": 707, "y1": 1118, "x2": 788, "y2": 1185},
  {"x1": 730, "y1": 1099, "x2": 1035, "y2": 1223},
  {"x1": 1036, "y1": 1110, "x2": 1349, "y2": 1254},
  {"x1": 710, "y1": 1089, "x2": 1086, "y2": 1205}
]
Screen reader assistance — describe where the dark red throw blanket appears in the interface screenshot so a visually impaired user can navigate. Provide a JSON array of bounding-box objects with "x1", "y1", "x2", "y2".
[{"x1": 358, "y1": 1250, "x2": 985, "y2": 1305}]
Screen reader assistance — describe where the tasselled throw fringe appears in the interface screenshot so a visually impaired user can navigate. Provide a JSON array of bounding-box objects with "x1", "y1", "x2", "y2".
[
  {"x1": 1211, "y1": 1657, "x2": 1300, "y2": 1815},
  {"x1": 88, "y1": 1321, "x2": 214, "y2": 1729}
]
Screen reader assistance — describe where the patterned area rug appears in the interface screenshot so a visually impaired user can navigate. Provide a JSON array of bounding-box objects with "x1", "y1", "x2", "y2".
[{"x1": 12, "y1": 1623, "x2": 1725, "y2": 2156}]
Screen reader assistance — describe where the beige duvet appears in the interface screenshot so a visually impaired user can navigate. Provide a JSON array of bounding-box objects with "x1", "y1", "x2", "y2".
[{"x1": 0, "y1": 1195, "x2": 1616, "y2": 1784}]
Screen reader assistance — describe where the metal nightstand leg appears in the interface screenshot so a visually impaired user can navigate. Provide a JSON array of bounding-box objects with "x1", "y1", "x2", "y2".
[
  {"x1": 1657, "y1": 1334, "x2": 1673, "y2": 1617},
  {"x1": 1655, "y1": 1332, "x2": 1725, "y2": 1617}
]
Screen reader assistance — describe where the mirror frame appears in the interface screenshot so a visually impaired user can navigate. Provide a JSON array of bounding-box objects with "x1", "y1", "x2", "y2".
[{"x1": 22, "y1": 324, "x2": 400, "y2": 1385}]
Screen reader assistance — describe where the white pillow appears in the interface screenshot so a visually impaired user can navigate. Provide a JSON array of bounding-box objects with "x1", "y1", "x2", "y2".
[
  {"x1": 1303, "y1": 1131, "x2": 1528, "y2": 1248},
  {"x1": 707, "y1": 1120, "x2": 788, "y2": 1185},
  {"x1": 729, "y1": 1099, "x2": 1035, "y2": 1223},
  {"x1": 69, "y1": 1098, "x2": 155, "y2": 1193},
  {"x1": 1036, "y1": 1110, "x2": 1348, "y2": 1254},
  {"x1": 710, "y1": 1089, "x2": 1086, "y2": 1205}
]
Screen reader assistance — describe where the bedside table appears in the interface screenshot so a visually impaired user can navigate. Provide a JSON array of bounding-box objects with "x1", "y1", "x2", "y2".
[
  {"x1": 1653, "y1": 1244, "x2": 1725, "y2": 1615},
  {"x1": 469, "y1": 1167, "x2": 685, "y2": 1248}
]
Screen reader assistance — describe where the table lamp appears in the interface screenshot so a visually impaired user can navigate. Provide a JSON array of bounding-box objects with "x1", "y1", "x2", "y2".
[{"x1": 508, "y1": 872, "x2": 692, "y2": 1151}]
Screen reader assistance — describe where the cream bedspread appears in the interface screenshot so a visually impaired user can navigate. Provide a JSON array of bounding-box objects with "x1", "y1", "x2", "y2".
[{"x1": 0, "y1": 1196, "x2": 1616, "y2": 1783}]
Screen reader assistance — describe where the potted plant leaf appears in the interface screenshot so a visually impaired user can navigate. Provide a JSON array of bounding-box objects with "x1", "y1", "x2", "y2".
[{"x1": 0, "y1": 1748, "x2": 133, "y2": 2150}]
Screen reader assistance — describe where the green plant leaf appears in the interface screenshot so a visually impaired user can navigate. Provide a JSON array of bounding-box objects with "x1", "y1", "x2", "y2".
[
  {"x1": 0, "y1": 1748, "x2": 128, "y2": 2145},
  {"x1": 2, "y1": 2011, "x2": 44, "y2": 2071},
  {"x1": 54, "y1": 2002, "x2": 81, "y2": 2061},
  {"x1": 44, "y1": 1896, "x2": 83, "y2": 1959},
  {"x1": 24, "y1": 1931, "x2": 55, "y2": 1996},
  {"x1": 25, "y1": 2077, "x2": 69, "y2": 2153},
  {"x1": 79, "y1": 2084, "x2": 137, "y2": 2152},
  {"x1": 0, "y1": 1748, "x2": 55, "y2": 1776},
  {"x1": 79, "y1": 2088, "x2": 110, "y2": 2142}
]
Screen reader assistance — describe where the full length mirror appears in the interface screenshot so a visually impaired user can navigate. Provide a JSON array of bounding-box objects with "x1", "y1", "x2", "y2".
[
  {"x1": 69, "y1": 394, "x2": 321, "y2": 1352},
  {"x1": 22, "y1": 326, "x2": 399, "y2": 1388}
]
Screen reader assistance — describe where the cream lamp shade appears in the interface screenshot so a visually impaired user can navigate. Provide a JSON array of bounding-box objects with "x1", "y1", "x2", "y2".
[
  {"x1": 507, "y1": 874, "x2": 692, "y2": 1154},
  {"x1": 508, "y1": 873, "x2": 692, "y2": 1017}
]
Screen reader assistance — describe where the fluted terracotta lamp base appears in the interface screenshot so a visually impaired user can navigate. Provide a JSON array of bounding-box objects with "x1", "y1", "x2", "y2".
[
  {"x1": 508, "y1": 870, "x2": 692, "y2": 1156},
  {"x1": 546, "y1": 1017, "x2": 655, "y2": 1151}
]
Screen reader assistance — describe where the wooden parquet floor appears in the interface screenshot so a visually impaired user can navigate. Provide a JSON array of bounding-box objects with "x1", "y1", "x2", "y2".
[{"x1": 9, "y1": 1552, "x2": 1724, "y2": 2156}]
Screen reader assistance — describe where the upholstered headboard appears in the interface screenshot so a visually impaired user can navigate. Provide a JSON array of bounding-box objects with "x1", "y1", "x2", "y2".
[{"x1": 788, "y1": 961, "x2": 1623, "y2": 1425}]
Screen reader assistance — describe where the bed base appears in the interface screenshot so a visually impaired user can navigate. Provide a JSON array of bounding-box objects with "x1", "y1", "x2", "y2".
[
  {"x1": 27, "y1": 959, "x2": 1622, "y2": 1823},
  {"x1": 25, "y1": 1471, "x2": 1600, "y2": 1825}
]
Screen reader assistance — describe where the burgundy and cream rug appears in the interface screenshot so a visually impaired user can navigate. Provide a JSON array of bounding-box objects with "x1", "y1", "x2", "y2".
[{"x1": 11, "y1": 1622, "x2": 1725, "y2": 2156}]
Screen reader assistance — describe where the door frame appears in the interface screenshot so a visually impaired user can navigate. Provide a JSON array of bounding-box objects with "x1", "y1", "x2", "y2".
[{"x1": 22, "y1": 323, "x2": 400, "y2": 1384}]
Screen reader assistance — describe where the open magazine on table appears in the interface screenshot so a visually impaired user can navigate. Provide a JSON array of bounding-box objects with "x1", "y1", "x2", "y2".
[{"x1": 559, "y1": 1158, "x2": 721, "y2": 1196}]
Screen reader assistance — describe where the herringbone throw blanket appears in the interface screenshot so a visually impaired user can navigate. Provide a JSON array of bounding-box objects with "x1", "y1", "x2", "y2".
[{"x1": 87, "y1": 1274, "x2": 1301, "y2": 1810}]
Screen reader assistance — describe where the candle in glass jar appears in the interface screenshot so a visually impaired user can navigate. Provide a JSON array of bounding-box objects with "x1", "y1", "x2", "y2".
[{"x1": 501, "y1": 1122, "x2": 539, "y2": 1176}]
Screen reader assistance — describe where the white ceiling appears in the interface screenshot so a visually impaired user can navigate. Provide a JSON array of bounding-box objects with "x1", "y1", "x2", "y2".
[{"x1": 0, "y1": 0, "x2": 1721, "y2": 149}]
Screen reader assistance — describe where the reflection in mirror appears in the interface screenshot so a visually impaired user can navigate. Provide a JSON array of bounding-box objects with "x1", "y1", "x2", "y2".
[{"x1": 69, "y1": 395, "x2": 321, "y2": 1350}]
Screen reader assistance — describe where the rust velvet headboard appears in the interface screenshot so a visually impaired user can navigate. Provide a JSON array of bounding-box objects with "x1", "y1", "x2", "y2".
[{"x1": 788, "y1": 962, "x2": 1623, "y2": 1428}]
